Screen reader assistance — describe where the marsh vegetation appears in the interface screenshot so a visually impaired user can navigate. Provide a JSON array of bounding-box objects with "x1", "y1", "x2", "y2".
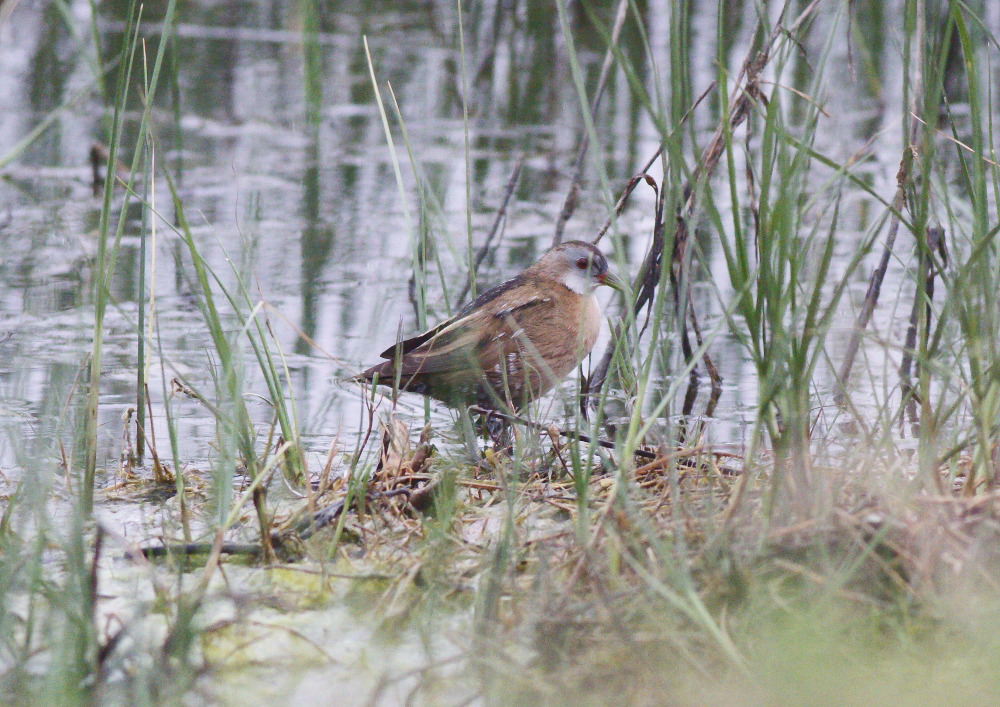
[{"x1": 3, "y1": 0, "x2": 1000, "y2": 703}]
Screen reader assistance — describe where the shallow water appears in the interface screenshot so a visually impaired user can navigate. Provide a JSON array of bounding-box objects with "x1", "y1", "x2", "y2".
[{"x1": 6, "y1": 0, "x2": 980, "y2": 478}]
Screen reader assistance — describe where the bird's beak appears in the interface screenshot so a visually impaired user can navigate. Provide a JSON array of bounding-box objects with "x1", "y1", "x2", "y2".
[{"x1": 598, "y1": 271, "x2": 626, "y2": 292}]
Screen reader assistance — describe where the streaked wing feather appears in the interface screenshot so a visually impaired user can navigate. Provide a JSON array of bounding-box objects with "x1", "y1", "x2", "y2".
[
  {"x1": 396, "y1": 296, "x2": 553, "y2": 376},
  {"x1": 379, "y1": 272, "x2": 530, "y2": 359},
  {"x1": 378, "y1": 316, "x2": 456, "y2": 359}
]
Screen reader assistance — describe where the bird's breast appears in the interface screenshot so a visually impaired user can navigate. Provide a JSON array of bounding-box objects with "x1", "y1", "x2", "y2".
[
  {"x1": 582, "y1": 293, "x2": 601, "y2": 354},
  {"x1": 526, "y1": 292, "x2": 601, "y2": 382}
]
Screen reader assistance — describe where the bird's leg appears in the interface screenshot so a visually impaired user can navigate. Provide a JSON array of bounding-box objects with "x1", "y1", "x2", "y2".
[{"x1": 482, "y1": 410, "x2": 515, "y2": 456}]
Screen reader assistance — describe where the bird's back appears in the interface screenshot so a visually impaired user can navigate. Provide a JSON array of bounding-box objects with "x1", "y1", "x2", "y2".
[{"x1": 359, "y1": 274, "x2": 600, "y2": 410}]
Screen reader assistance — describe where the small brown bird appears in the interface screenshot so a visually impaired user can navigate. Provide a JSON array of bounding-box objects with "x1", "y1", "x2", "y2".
[{"x1": 358, "y1": 241, "x2": 622, "y2": 411}]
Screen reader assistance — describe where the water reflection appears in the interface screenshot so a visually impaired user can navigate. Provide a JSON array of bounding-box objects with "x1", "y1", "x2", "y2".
[{"x1": 0, "y1": 0, "x2": 998, "y2": 475}]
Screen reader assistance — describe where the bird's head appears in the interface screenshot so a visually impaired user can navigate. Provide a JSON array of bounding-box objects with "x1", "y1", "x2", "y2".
[{"x1": 538, "y1": 240, "x2": 624, "y2": 295}]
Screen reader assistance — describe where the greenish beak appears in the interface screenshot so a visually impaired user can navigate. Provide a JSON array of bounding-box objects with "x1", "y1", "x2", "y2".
[{"x1": 599, "y1": 271, "x2": 627, "y2": 292}]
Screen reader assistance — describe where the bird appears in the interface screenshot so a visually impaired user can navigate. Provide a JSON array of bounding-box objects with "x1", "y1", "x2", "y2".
[{"x1": 357, "y1": 240, "x2": 622, "y2": 412}]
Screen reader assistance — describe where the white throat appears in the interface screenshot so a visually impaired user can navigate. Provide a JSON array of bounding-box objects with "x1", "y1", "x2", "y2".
[{"x1": 562, "y1": 269, "x2": 596, "y2": 295}]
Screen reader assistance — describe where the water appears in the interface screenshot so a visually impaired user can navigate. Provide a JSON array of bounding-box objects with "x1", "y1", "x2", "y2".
[{"x1": 1, "y1": 0, "x2": 997, "y2": 474}]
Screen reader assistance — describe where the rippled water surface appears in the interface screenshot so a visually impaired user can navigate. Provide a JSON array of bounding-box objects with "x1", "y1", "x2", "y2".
[{"x1": 1, "y1": 0, "x2": 997, "y2": 484}]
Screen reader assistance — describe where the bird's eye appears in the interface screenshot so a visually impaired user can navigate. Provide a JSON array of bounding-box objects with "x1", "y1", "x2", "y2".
[{"x1": 576, "y1": 257, "x2": 589, "y2": 270}]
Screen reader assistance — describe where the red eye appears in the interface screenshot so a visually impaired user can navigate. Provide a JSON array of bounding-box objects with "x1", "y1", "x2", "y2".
[{"x1": 576, "y1": 257, "x2": 589, "y2": 270}]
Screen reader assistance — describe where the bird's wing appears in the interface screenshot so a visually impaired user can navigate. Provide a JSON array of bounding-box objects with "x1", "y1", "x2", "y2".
[
  {"x1": 377, "y1": 273, "x2": 529, "y2": 360},
  {"x1": 377, "y1": 316, "x2": 457, "y2": 359},
  {"x1": 394, "y1": 294, "x2": 554, "y2": 376}
]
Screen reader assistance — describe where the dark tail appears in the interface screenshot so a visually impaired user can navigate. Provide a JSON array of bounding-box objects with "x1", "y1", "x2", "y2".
[{"x1": 355, "y1": 361, "x2": 394, "y2": 385}]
